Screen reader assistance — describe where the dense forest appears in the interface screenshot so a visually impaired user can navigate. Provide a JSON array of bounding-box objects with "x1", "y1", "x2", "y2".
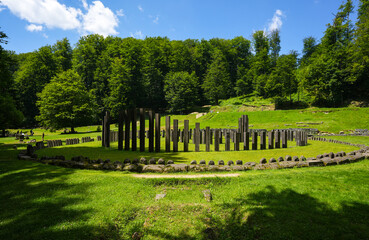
[{"x1": 0, "y1": 0, "x2": 368, "y2": 131}]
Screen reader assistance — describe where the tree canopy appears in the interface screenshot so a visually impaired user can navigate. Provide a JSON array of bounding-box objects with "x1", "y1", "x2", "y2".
[{"x1": 36, "y1": 70, "x2": 95, "y2": 132}]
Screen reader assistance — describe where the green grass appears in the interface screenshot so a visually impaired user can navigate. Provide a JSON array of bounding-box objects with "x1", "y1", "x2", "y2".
[
  {"x1": 1, "y1": 106, "x2": 369, "y2": 239},
  {"x1": 33, "y1": 138, "x2": 359, "y2": 164},
  {"x1": 1, "y1": 144, "x2": 369, "y2": 239}
]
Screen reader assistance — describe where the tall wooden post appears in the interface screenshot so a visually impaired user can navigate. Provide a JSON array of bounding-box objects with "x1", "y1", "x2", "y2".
[
  {"x1": 206, "y1": 127, "x2": 210, "y2": 152},
  {"x1": 104, "y1": 111, "x2": 110, "y2": 148},
  {"x1": 131, "y1": 108, "x2": 137, "y2": 151},
  {"x1": 252, "y1": 131, "x2": 258, "y2": 150},
  {"x1": 173, "y1": 119, "x2": 178, "y2": 152},
  {"x1": 155, "y1": 113, "x2": 160, "y2": 152},
  {"x1": 195, "y1": 123, "x2": 200, "y2": 152},
  {"x1": 118, "y1": 110, "x2": 123, "y2": 150},
  {"x1": 184, "y1": 120, "x2": 189, "y2": 152},
  {"x1": 268, "y1": 131, "x2": 274, "y2": 149},
  {"x1": 148, "y1": 110, "x2": 154, "y2": 152},
  {"x1": 165, "y1": 116, "x2": 170, "y2": 152},
  {"x1": 139, "y1": 108, "x2": 145, "y2": 152},
  {"x1": 124, "y1": 109, "x2": 130, "y2": 150}
]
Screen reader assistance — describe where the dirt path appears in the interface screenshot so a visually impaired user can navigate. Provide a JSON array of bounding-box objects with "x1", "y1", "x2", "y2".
[{"x1": 131, "y1": 173, "x2": 240, "y2": 179}]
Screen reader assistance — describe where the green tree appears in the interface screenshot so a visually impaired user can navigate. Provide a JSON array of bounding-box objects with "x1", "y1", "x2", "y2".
[
  {"x1": 0, "y1": 29, "x2": 23, "y2": 135},
  {"x1": 269, "y1": 30, "x2": 281, "y2": 67},
  {"x1": 351, "y1": 0, "x2": 369, "y2": 100},
  {"x1": 36, "y1": 70, "x2": 96, "y2": 132},
  {"x1": 164, "y1": 71, "x2": 199, "y2": 113},
  {"x1": 202, "y1": 49, "x2": 231, "y2": 104},
  {"x1": 14, "y1": 45, "x2": 58, "y2": 125},
  {"x1": 265, "y1": 51, "x2": 298, "y2": 100},
  {"x1": 105, "y1": 58, "x2": 133, "y2": 118},
  {"x1": 52, "y1": 38, "x2": 73, "y2": 71}
]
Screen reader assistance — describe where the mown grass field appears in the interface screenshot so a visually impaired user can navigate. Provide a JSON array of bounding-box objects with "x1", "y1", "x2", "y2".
[
  {"x1": 1, "y1": 107, "x2": 369, "y2": 239},
  {"x1": 1, "y1": 145, "x2": 369, "y2": 240}
]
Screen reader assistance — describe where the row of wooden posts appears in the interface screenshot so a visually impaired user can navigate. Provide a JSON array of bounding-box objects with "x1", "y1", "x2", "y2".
[{"x1": 101, "y1": 109, "x2": 308, "y2": 152}]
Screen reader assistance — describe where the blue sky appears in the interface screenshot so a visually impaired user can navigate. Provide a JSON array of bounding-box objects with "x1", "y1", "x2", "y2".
[{"x1": 0, "y1": 0, "x2": 359, "y2": 55}]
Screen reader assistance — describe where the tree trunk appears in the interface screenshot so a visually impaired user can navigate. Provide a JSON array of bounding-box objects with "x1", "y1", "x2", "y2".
[
  {"x1": 2, "y1": 129, "x2": 5, "y2": 137},
  {"x1": 71, "y1": 127, "x2": 75, "y2": 133}
]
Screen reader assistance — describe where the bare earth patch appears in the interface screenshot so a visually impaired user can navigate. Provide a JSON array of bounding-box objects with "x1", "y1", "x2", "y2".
[{"x1": 132, "y1": 173, "x2": 240, "y2": 179}]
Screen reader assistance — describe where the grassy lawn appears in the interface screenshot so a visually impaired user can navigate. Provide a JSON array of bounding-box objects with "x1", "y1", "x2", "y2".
[
  {"x1": 1, "y1": 107, "x2": 369, "y2": 239},
  {"x1": 34, "y1": 139, "x2": 359, "y2": 164},
  {"x1": 1, "y1": 144, "x2": 369, "y2": 239}
]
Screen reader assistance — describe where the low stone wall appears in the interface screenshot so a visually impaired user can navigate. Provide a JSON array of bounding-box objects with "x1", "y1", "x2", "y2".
[{"x1": 18, "y1": 148, "x2": 369, "y2": 173}]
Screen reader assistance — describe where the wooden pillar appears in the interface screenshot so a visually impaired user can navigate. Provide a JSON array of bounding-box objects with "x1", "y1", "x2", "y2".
[
  {"x1": 225, "y1": 131, "x2": 230, "y2": 151},
  {"x1": 195, "y1": 123, "x2": 200, "y2": 152},
  {"x1": 124, "y1": 109, "x2": 130, "y2": 150},
  {"x1": 165, "y1": 116, "x2": 170, "y2": 152},
  {"x1": 139, "y1": 108, "x2": 145, "y2": 152},
  {"x1": 184, "y1": 120, "x2": 189, "y2": 152},
  {"x1": 244, "y1": 132, "x2": 249, "y2": 150},
  {"x1": 282, "y1": 130, "x2": 287, "y2": 148},
  {"x1": 131, "y1": 108, "x2": 137, "y2": 151},
  {"x1": 173, "y1": 119, "x2": 178, "y2": 152},
  {"x1": 234, "y1": 132, "x2": 240, "y2": 151},
  {"x1": 268, "y1": 131, "x2": 274, "y2": 149},
  {"x1": 118, "y1": 110, "x2": 123, "y2": 150},
  {"x1": 275, "y1": 130, "x2": 280, "y2": 148},
  {"x1": 102, "y1": 118, "x2": 105, "y2": 147},
  {"x1": 148, "y1": 110, "x2": 154, "y2": 152},
  {"x1": 104, "y1": 111, "x2": 110, "y2": 148},
  {"x1": 260, "y1": 131, "x2": 266, "y2": 150},
  {"x1": 206, "y1": 127, "x2": 210, "y2": 152},
  {"x1": 214, "y1": 129, "x2": 219, "y2": 151},
  {"x1": 155, "y1": 113, "x2": 160, "y2": 152},
  {"x1": 252, "y1": 131, "x2": 258, "y2": 150}
]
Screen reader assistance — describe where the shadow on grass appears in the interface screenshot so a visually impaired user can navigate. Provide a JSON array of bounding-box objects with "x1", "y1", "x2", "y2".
[
  {"x1": 0, "y1": 147, "x2": 119, "y2": 240},
  {"x1": 145, "y1": 186, "x2": 369, "y2": 240},
  {"x1": 37, "y1": 146, "x2": 189, "y2": 163}
]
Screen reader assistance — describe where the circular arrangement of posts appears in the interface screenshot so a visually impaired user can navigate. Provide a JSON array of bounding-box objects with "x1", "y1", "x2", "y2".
[{"x1": 101, "y1": 109, "x2": 308, "y2": 153}]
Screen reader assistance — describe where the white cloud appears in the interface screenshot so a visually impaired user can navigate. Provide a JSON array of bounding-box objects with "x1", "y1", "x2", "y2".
[
  {"x1": 116, "y1": 9, "x2": 124, "y2": 17},
  {"x1": 1, "y1": 0, "x2": 120, "y2": 37},
  {"x1": 153, "y1": 15, "x2": 159, "y2": 24},
  {"x1": 43, "y1": 33, "x2": 49, "y2": 38},
  {"x1": 130, "y1": 30, "x2": 144, "y2": 39},
  {"x1": 81, "y1": 0, "x2": 88, "y2": 9},
  {"x1": 1, "y1": 0, "x2": 82, "y2": 30},
  {"x1": 26, "y1": 24, "x2": 43, "y2": 32},
  {"x1": 268, "y1": 9, "x2": 284, "y2": 32},
  {"x1": 82, "y1": 1, "x2": 119, "y2": 36},
  {"x1": 138, "y1": 5, "x2": 143, "y2": 12},
  {"x1": 0, "y1": 7, "x2": 5, "y2": 12}
]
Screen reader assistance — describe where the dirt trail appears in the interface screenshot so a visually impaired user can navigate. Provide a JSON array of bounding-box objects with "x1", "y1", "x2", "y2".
[{"x1": 131, "y1": 173, "x2": 240, "y2": 179}]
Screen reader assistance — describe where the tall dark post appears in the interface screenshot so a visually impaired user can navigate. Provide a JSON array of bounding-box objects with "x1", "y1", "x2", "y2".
[
  {"x1": 102, "y1": 119, "x2": 105, "y2": 147},
  {"x1": 118, "y1": 110, "x2": 124, "y2": 150},
  {"x1": 282, "y1": 130, "x2": 287, "y2": 148},
  {"x1": 238, "y1": 118, "x2": 243, "y2": 142},
  {"x1": 148, "y1": 110, "x2": 154, "y2": 152},
  {"x1": 260, "y1": 131, "x2": 266, "y2": 150},
  {"x1": 268, "y1": 131, "x2": 274, "y2": 149},
  {"x1": 184, "y1": 120, "x2": 189, "y2": 152},
  {"x1": 234, "y1": 132, "x2": 240, "y2": 151},
  {"x1": 155, "y1": 113, "x2": 161, "y2": 152},
  {"x1": 165, "y1": 116, "x2": 171, "y2": 152},
  {"x1": 244, "y1": 132, "x2": 249, "y2": 150},
  {"x1": 104, "y1": 111, "x2": 110, "y2": 148},
  {"x1": 252, "y1": 131, "x2": 258, "y2": 150},
  {"x1": 173, "y1": 119, "x2": 178, "y2": 152},
  {"x1": 139, "y1": 108, "x2": 145, "y2": 152},
  {"x1": 206, "y1": 127, "x2": 210, "y2": 152},
  {"x1": 225, "y1": 131, "x2": 230, "y2": 151},
  {"x1": 195, "y1": 123, "x2": 200, "y2": 152},
  {"x1": 275, "y1": 130, "x2": 281, "y2": 148},
  {"x1": 214, "y1": 129, "x2": 220, "y2": 151},
  {"x1": 124, "y1": 109, "x2": 130, "y2": 150},
  {"x1": 131, "y1": 108, "x2": 137, "y2": 151}
]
